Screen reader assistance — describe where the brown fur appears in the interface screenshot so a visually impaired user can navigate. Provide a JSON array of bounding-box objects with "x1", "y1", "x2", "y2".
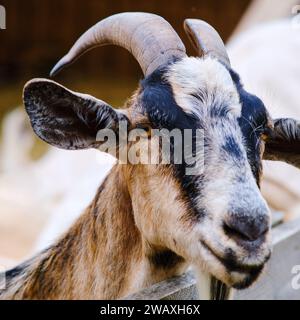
[{"x1": 0, "y1": 164, "x2": 187, "y2": 299}]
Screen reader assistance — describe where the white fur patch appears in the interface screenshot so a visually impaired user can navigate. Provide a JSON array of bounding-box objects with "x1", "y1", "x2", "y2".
[{"x1": 166, "y1": 56, "x2": 241, "y2": 118}]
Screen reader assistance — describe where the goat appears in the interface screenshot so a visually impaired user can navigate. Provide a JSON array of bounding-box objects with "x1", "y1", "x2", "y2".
[
  {"x1": 26, "y1": 4, "x2": 300, "y2": 253},
  {"x1": 0, "y1": 12, "x2": 299, "y2": 300}
]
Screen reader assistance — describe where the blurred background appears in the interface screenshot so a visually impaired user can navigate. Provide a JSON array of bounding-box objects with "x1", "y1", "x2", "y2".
[
  {"x1": 0, "y1": 0, "x2": 300, "y2": 268},
  {"x1": 0, "y1": 0, "x2": 251, "y2": 117}
]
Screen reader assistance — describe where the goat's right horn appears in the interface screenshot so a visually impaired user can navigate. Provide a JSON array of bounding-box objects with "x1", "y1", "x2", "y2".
[
  {"x1": 184, "y1": 19, "x2": 230, "y2": 67},
  {"x1": 50, "y1": 12, "x2": 186, "y2": 77}
]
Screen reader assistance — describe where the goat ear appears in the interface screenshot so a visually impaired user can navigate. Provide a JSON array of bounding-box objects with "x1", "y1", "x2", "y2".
[
  {"x1": 23, "y1": 79, "x2": 129, "y2": 150},
  {"x1": 264, "y1": 118, "x2": 300, "y2": 169}
]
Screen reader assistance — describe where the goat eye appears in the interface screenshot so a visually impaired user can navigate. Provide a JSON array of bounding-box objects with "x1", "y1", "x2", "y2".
[
  {"x1": 144, "y1": 125, "x2": 151, "y2": 132},
  {"x1": 260, "y1": 127, "x2": 272, "y2": 141},
  {"x1": 136, "y1": 124, "x2": 152, "y2": 137}
]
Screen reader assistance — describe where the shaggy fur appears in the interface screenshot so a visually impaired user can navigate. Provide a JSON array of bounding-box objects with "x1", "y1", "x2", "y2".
[{"x1": 1, "y1": 165, "x2": 187, "y2": 299}]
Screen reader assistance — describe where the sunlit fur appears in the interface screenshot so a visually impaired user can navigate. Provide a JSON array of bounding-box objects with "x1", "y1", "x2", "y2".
[{"x1": 1, "y1": 56, "x2": 273, "y2": 299}]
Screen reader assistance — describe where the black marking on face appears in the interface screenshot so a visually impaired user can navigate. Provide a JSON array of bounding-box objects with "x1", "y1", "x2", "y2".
[
  {"x1": 222, "y1": 247, "x2": 270, "y2": 289},
  {"x1": 141, "y1": 66, "x2": 205, "y2": 220},
  {"x1": 209, "y1": 103, "x2": 234, "y2": 119},
  {"x1": 229, "y1": 70, "x2": 269, "y2": 184},
  {"x1": 222, "y1": 135, "x2": 243, "y2": 160},
  {"x1": 140, "y1": 66, "x2": 199, "y2": 131},
  {"x1": 174, "y1": 165, "x2": 206, "y2": 221}
]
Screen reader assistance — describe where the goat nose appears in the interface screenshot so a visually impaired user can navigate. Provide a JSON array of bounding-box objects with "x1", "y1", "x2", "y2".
[{"x1": 224, "y1": 213, "x2": 269, "y2": 242}]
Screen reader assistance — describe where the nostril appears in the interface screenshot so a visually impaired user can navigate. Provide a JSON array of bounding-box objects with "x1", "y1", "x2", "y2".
[
  {"x1": 223, "y1": 215, "x2": 269, "y2": 242},
  {"x1": 223, "y1": 222, "x2": 252, "y2": 242}
]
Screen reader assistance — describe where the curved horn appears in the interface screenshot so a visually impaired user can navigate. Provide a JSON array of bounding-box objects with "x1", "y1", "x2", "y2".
[
  {"x1": 50, "y1": 12, "x2": 186, "y2": 77},
  {"x1": 184, "y1": 19, "x2": 230, "y2": 67}
]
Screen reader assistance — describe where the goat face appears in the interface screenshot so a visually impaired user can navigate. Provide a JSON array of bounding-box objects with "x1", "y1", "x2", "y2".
[
  {"x1": 23, "y1": 13, "x2": 300, "y2": 290},
  {"x1": 125, "y1": 56, "x2": 272, "y2": 289}
]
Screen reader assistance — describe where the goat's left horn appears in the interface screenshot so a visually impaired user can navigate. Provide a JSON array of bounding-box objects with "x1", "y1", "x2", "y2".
[
  {"x1": 50, "y1": 12, "x2": 186, "y2": 77},
  {"x1": 184, "y1": 19, "x2": 230, "y2": 67}
]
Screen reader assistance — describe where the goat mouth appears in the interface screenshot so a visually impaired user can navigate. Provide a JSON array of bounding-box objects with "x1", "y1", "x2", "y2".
[{"x1": 200, "y1": 240, "x2": 269, "y2": 288}]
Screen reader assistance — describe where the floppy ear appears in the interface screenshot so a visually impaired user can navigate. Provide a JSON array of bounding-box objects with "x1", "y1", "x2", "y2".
[
  {"x1": 23, "y1": 79, "x2": 129, "y2": 150},
  {"x1": 264, "y1": 118, "x2": 300, "y2": 169}
]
